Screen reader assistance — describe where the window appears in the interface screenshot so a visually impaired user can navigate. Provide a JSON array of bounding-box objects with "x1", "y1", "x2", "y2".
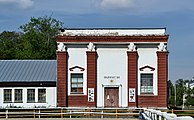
[
  {"x1": 140, "y1": 74, "x2": 153, "y2": 94},
  {"x1": 15, "y1": 89, "x2": 23, "y2": 102},
  {"x1": 38, "y1": 89, "x2": 46, "y2": 103},
  {"x1": 4, "y1": 89, "x2": 12, "y2": 103},
  {"x1": 71, "y1": 73, "x2": 83, "y2": 93},
  {"x1": 27, "y1": 89, "x2": 35, "y2": 103}
]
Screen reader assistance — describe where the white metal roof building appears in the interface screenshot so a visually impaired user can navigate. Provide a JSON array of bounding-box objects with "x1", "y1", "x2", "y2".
[{"x1": 0, "y1": 60, "x2": 57, "y2": 108}]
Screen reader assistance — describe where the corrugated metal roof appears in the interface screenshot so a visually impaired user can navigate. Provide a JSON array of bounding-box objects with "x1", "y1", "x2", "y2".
[{"x1": 0, "y1": 60, "x2": 56, "y2": 82}]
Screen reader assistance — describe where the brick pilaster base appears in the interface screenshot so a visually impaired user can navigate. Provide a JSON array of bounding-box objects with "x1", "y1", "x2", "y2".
[
  {"x1": 157, "y1": 51, "x2": 168, "y2": 107},
  {"x1": 87, "y1": 51, "x2": 97, "y2": 107},
  {"x1": 127, "y1": 51, "x2": 137, "y2": 107},
  {"x1": 57, "y1": 51, "x2": 68, "y2": 107}
]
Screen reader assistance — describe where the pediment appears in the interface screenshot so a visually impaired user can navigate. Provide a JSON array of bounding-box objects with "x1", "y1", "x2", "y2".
[
  {"x1": 139, "y1": 65, "x2": 155, "y2": 71},
  {"x1": 69, "y1": 66, "x2": 85, "y2": 71}
]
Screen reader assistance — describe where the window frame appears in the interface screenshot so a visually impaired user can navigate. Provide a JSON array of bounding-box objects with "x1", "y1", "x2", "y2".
[
  {"x1": 14, "y1": 89, "x2": 23, "y2": 103},
  {"x1": 27, "y1": 89, "x2": 35, "y2": 103},
  {"x1": 140, "y1": 73, "x2": 154, "y2": 94},
  {"x1": 4, "y1": 89, "x2": 12, "y2": 103},
  {"x1": 70, "y1": 73, "x2": 84, "y2": 94},
  {"x1": 38, "y1": 89, "x2": 46, "y2": 103}
]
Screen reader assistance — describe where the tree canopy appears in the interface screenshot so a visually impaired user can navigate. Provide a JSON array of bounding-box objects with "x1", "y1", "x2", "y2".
[
  {"x1": 167, "y1": 79, "x2": 194, "y2": 107},
  {"x1": 0, "y1": 31, "x2": 21, "y2": 59},
  {"x1": 167, "y1": 80, "x2": 175, "y2": 106},
  {"x1": 175, "y1": 79, "x2": 185, "y2": 106},
  {"x1": 0, "y1": 16, "x2": 63, "y2": 59}
]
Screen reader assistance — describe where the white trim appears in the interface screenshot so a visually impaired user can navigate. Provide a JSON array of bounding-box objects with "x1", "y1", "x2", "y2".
[
  {"x1": 68, "y1": 71, "x2": 86, "y2": 95},
  {"x1": 60, "y1": 29, "x2": 166, "y2": 36}
]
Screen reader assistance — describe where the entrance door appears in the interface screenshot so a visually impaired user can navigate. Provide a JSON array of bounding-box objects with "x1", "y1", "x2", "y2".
[{"x1": 104, "y1": 87, "x2": 119, "y2": 107}]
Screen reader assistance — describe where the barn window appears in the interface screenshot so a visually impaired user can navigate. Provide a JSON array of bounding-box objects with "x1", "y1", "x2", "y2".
[
  {"x1": 38, "y1": 89, "x2": 46, "y2": 103},
  {"x1": 4, "y1": 89, "x2": 12, "y2": 103},
  {"x1": 15, "y1": 89, "x2": 23, "y2": 103},
  {"x1": 71, "y1": 73, "x2": 83, "y2": 93},
  {"x1": 27, "y1": 89, "x2": 35, "y2": 103},
  {"x1": 140, "y1": 73, "x2": 153, "y2": 94}
]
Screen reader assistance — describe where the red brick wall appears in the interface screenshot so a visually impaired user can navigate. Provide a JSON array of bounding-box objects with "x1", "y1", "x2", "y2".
[
  {"x1": 57, "y1": 52, "x2": 68, "y2": 107},
  {"x1": 87, "y1": 51, "x2": 97, "y2": 107},
  {"x1": 157, "y1": 51, "x2": 168, "y2": 107},
  {"x1": 127, "y1": 51, "x2": 137, "y2": 107},
  {"x1": 137, "y1": 51, "x2": 168, "y2": 108},
  {"x1": 68, "y1": 95, "x2": 87, "y2": 107},
  {"x1": 57, "y1": 35, "x2": 168, "y2": 43},
  {"x1": 138, "y1": 96, "x2": 158, "y2": 107}
]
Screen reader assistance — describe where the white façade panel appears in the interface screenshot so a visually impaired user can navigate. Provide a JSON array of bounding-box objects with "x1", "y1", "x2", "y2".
[
  {"x1": 67, "y1": 48, "x2": 87, "y2": 95},
  {"x1": 97, "y1": 48, "x2": 128, "y2": 107},
  {"x1": 137, "y1": 48, "x2": 158, "y2": 95}
]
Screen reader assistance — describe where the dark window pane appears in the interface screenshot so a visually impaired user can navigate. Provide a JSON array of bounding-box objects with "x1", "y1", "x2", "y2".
[
  {"x1": 15, "y1": 89, "x2": 23, "y2": 102},
  {"x1": 38, "y1": 89, "x2": 46, "y2": 103},
  {"x1": 4, "y1": 89, "x2": 12, "y2": 102},
  {"x1": 140, "y1": 74, "x2": 153, "y2": 94},
  {"x1": 71, "y1": 73, "x2": 83, "y2": 93},
  {"x1": 27, "y1": 89, "x2": 35, "y2": 103}
]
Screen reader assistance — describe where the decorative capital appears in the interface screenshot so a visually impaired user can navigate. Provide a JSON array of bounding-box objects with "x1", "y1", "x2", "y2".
[
  {"x1": 87, "y1": 42, "x2": 95, "y2": 51},
  {"x1": 158, "y1": 42, "x2": 167, "y2": 51},
  {"x1": 57, "y1": 42, "x2": 66, "y2": 52},
  {"x1": 128, "y1": 43, "x2": 136, "y2": 51}
]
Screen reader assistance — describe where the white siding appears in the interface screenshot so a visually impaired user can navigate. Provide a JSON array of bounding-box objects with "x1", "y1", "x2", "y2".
[
  {"x1": 97, "y1": 48, "x2": 128, "y2": 107},
  {"x1": 0, "y1": 87, "x2": 56, "y2": 108},
  {"x1": 137, "y1": 48, "x2": 158, "y2": 95},
  {"x1": 67, "y1": 48, "x2": 87, "y2": 95}
]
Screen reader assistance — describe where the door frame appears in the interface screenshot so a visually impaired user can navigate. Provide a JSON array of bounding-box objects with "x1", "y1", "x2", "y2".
[{"x1": 102, "y1": 84, "x2": 122, "y2": 107}]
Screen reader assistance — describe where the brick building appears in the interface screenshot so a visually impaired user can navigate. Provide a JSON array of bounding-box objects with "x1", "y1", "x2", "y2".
[{"x1": 56, "y1": 28, "x2": 169, "y2": 108}]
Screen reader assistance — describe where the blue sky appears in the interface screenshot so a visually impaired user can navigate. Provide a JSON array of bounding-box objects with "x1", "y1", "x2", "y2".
[{"x1": 0, "y1": 0, "x2": 194, "y2": 82}]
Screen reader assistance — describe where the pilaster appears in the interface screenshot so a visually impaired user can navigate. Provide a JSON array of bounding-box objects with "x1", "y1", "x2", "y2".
[
  {"x1": 86, "y1": 51, "x2": 97, "y2": 107},
  {"x1": 57, "y1": 51, "x2": 68, "y2": 107},
  {"x1": 157, "y1": 51, "x2": 168, "y2": 107},
  {"x1": 127, "y1": 51, "x2": 138, "y2": 107}
]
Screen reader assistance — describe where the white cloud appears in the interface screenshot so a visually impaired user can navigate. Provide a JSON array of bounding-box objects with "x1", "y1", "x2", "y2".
[
  {"x1": 0, "y1": 0, "x2": 34, "y2": 9},
  {"x1": 97, "y1": 0, "x2": 194, "y2": 14},
  {"x1": 100, "y1": 0, "x2": 135, "y2": 10}
]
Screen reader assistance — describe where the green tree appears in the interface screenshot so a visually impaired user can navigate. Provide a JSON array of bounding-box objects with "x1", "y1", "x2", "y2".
[
  {"x1": 185, "y1": 84, "x2": 193, "y2": 106},
  {"x1": 16, "y1": 16, "x2": 63, "y2": 59},
  {"x1": 175, "y1": 79, "x2": 185, "y2": 106},
  {"x1": 167, "y1": 80, "x2": 175, "y2": 106},
  {"x1": 184, "y1": 82, "x2": 194, "y2": 107},
  {"x1": 0, "y1": 31, "x2": 21, "y2": 59}
]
